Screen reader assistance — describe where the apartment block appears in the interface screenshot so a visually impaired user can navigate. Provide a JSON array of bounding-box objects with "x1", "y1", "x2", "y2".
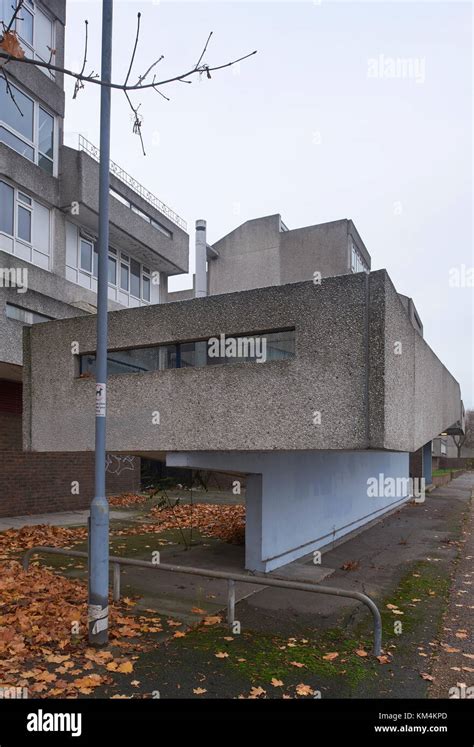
[{"x1": 0, "y1": 0, "x2": 189, "y2": 515}]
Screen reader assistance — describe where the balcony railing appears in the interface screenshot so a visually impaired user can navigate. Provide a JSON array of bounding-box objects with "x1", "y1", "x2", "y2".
[{"x1": 78, "y1": 135, "x2": 187, "y2": 232}]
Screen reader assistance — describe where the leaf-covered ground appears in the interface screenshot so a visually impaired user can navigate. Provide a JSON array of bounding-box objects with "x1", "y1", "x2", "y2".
[{"x1": 0, "y1": 483, "x2": 472, "y2": 699}]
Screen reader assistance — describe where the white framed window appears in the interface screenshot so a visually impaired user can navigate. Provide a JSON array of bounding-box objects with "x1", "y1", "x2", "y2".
[
  {"x1": 0, "y1": 78, "x2": 56, "y2": 174},
  {"x1": 0, "y1": 0, "x2": 56, "y2": 77},
  {"x1": 350, "y1": 239, "x2": 369, "y2": 274},
  {"x1": 0, "y1": 179, "x2": 51, "y2": 268},
  {"x1": 65, "y1": 222, "x2": 156, "y2": 307}
]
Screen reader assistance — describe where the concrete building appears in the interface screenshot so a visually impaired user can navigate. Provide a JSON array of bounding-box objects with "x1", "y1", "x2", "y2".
[
  {"x1": 6, "y1": 4, "x2": 464, "y2": 570},
  {"x1": 24, "y1": 268, "x2": 464, "y2": 571},
  {"x1": 168, "y1": 213, "x2": 372, "y2": 301},
  {"x1": 432, "y1": 433, "x2": 474, "y2": 462},
  {"x1": 0, "y1": 0, "x2": 189, "y2": 515}
]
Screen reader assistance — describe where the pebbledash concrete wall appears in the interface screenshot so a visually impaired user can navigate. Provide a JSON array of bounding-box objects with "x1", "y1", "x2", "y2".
[
  {"x1": 23, "y1": 270, "x2": 462, "y2": 455},
  {"x1": 167, "y1": 451, "x2": 410, "y2": 571}
]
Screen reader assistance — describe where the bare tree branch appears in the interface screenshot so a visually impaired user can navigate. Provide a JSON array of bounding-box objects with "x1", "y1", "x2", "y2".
[
  {"x1": 1, "y1": 0, "x2": 24, "y2": 35},
  {"x1": 73, "y1": 19, "x2": 90, "y2": 99},
  {"x1": 124, "y1": 90, "x2": 146, "y2": 157},
  {"x1": 0, "y1": 48, "x2": 257, "y2": 92},
  {"x1": 195, "y1": 31, "x2": 213, "y2": 70},
  {"x1": 0, "y1": 67, "x2": 23, "y2": 115},
  {"x1": 0, "y1": 3, "x2": 257, "y2": 151},
  {"x1": 124, "y1": 12, "x2": 141, "y2": 87}
]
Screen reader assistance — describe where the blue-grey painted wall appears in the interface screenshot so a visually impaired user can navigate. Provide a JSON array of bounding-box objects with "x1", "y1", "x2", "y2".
[{"x1": 167, "y1": 450, "x2": 410, "y2": 572}]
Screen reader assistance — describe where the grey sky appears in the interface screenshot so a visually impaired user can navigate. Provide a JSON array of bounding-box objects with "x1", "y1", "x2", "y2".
[{"x1": 64, "y1": 0, "x2": 473, "y2": 407}]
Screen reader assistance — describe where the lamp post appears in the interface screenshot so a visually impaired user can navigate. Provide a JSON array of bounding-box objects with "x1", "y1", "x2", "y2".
[{"x1": 88, "y1": 0, "x2": 113, "y2": 646}]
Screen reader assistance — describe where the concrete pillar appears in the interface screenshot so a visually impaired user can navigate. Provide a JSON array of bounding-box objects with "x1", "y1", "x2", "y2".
[
  {"x1": 244, "y1": 473, "x2": 263, "y2": 572},
  {"x1": 409, "y1": 446, "x2": 423, "y2": 479}
]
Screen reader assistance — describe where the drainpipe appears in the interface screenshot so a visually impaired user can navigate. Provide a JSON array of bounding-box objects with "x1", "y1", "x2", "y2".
[{"x1": 195, "y1": 219, "x2": 207, "y2": 298}]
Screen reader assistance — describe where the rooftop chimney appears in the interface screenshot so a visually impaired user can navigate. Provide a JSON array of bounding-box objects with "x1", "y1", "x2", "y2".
[{"x1": 195, "y1": 219, "x2": 207, "y2": 298}]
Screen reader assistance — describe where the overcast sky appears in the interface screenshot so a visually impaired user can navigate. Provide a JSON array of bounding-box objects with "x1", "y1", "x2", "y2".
[{"x1": 65, "y1": 0, "x2": 473, "y2": 407}]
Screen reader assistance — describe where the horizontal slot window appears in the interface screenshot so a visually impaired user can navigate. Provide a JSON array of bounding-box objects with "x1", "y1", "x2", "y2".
[
  {"x1": 79, "y1": 329, "x2": 295, "y2": 377},
  {"x1": 6, "y1": 303, "x2": 52, "y2": 325}
]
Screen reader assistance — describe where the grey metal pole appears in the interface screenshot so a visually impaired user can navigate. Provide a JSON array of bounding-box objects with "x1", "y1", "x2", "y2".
[
  {"x1": 88, "y1": 0, "x2": 113, "y2": 646},
  {"x1": 227, "y1": 578, "x2": 235, "y2": 626}
]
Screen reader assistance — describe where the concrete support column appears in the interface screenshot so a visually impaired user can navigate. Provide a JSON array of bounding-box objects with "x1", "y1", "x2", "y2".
[
  {"x1": 423, "y1": 441, "x2": 432, "y2": 485},
  {"x1": 409, "y1": 446, "x2": 423, "y2": 479},
  {"x1": 244, "y1": 473, "x2": 263, "y2": 572}
]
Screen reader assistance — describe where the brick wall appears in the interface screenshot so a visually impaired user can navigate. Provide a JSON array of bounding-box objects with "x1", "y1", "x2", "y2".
[
  {"x1": 439, "y1": 456, "x2": 474, "y2": 470},
  {"x1": 0, "y1": 411, "x2": 22, "y2": 450},
  {"x1": 0, "y1": 451, "x2": 140, "y2": 517},
  {"x1": 0, "y1": 379, "x2": 140, "y2": 517},
  {"x1": 409, "y1": 447, "x2": 423, "y2": 478}
]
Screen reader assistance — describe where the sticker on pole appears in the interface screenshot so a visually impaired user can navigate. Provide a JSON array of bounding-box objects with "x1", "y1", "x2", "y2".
[{"x1": 96, "y1": 383, "x2": 106, "y2": 417}]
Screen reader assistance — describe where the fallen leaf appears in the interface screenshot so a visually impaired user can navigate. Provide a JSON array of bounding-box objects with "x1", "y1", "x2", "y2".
[
  {"x1": 249, "y1": 686, "x2": 266, "y2": 698},
  {"x1": 193, "y1": 687, "x2": 207, "y2": 695},
  {"x1": 356, "y1": 649, "x2": 368, "y2": 657},
  {"x1": 203, "y1": 616, "x2": 221, "y2": 626},
  {"x1": 322, "y1": 652, "x2": 339, "y2": 661},
  {"x1": 271, "y1": 678, "x2": 284, "y2": 687},
  {"x1": 215, "y1": 651, "x2": 229, "y2": 659},
  {"x1": 117, "y1": 661, "x2": 133, "y2": 674},
  {"x1": 296, "y1": 683, "x2": 314, "y2": 696}
]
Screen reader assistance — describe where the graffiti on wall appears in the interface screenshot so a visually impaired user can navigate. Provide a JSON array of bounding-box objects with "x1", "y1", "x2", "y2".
[{"x1": 105, "y1": 454, "x2": 136, "y2": 476}]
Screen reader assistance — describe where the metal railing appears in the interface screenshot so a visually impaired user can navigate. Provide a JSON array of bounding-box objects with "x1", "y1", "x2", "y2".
[
  {"x1": 78, "y1": 135, "x2": 187, "y2": 232},
  {"x1": 22, "y1": 546, "x2": 382, "y2": 656}
]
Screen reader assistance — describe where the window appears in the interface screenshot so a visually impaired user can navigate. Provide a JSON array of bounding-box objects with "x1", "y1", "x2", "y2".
[
  {"x1": 79, "y1": 329, "x2": 296, "y2": 377},
  {"x1": 120, "y1": 262, "x2": 129, "y2": 291},
  {"x1": 0, "y1": 182, "x2": 14, "y2": 235},
  {"x1": 108, "y1": 255, "x2": 117, "y2": 285},
  {"x1": 350, "y1": 240, "x2": 369, "y2": 274},
  {"x1": 65, "y1": 223, "x2": 156, "y2": 307},
  {"x1": 0, "y1": 79, "x2": 56, "y2": 173},
  {"x1": 6, "y1": 302, "x2": 52, "y2": 324},
  {"x1": 80, "y1": 238, "x2": 93, "y2": 273},
  {"x1": 1, "y1": 0, "x2": 55, "y2": 77},
  {"x1": 0, "y1": 180, "x2": 51, "y2": 268},
  {"x1": 142, "y1": 273, "x2": 150, "y2": 302},
  {"x1": 17, "y1": 204, "x2": 32, "y2": 242},
  {"x1": 130, "y1": 258, "x2": 140, "y2": 298}
]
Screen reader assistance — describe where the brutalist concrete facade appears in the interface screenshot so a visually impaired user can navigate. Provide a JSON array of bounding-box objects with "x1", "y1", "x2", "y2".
[
  {"x1": 23, "y1": 270, "x2": 462, "y2": 456},
  {"x1": 23, "y1": 270, "x2": 462, "y2": 570},
  {"x1": 169, "y1": 214, "x2": 371, "y2": 301}
]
